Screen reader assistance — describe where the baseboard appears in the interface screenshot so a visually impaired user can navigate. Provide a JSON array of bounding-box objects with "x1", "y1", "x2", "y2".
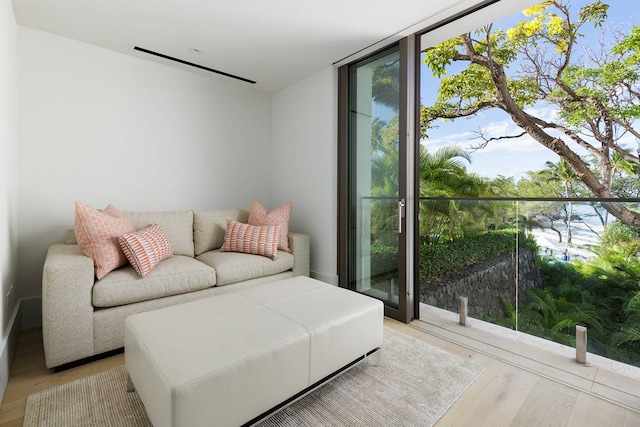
[{"x1": 0, "y1": 300, "x2": 23, "y2": 405}]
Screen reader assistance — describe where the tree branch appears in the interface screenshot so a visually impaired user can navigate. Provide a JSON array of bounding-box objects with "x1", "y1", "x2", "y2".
[
  {"x1": 423, "y1": 101, "x2": 497, "y2": 121},
  {"x1": 459, "y1": 33, "x2": 492, "y2": 69},
  {"x1": 610, "y1": 140, "x2": 640, "y2": 165},
  {"x1": 611, "y1": 116, "x2": 640, "y2": 142},
  {"x1": 526, "y1": 115, "x2": 603, "y2": 157},
  {"x1": 469, "y1": 130, "x2": 528, "y2": 151}
]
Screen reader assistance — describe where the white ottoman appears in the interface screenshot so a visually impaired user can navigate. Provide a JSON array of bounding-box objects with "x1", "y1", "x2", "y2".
[{"x1": 125, "y1": 276, "x2": 383, "y2": 427}]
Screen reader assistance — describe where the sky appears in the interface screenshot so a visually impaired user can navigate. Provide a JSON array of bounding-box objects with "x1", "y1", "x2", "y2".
[{"x1": 418, "y1": 0, "x2": 638, "y2": 180}]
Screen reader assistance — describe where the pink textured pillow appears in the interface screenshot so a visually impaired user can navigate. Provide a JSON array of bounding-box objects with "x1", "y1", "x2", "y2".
[
  {"x1": 221, "y1": 219, "x2": 280, "y2": 259},
  {"x1": 74, "y1": 202, "x2": 135, "y2": 279},
  {"x1": 119, "y1": 224, "x2": 173, "y2": 277},
  {"x1": 248, "y1": 200, "x2": 292, "y2": 253}
]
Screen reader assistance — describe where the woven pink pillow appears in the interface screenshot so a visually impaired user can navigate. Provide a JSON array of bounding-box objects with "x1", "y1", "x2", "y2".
[
  {"x1": 248, "y1": 200, "x2": 292, "y2": 253},
  {"x1": 221, "y1": 219, "x2": 280, "y2": 259},
  {"x1": 119, "y1": 224, "x2": 173, "y2": 277},
  {"x1": 74, "y1": 202, "x2": 135, "y2": 279}
]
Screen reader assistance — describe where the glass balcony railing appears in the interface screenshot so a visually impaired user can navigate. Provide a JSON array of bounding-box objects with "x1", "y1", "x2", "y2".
[{"x1": 418, "y1": 197, "x2": 640, "y2": 368}]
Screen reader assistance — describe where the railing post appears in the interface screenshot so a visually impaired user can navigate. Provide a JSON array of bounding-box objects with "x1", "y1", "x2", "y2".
[
  {"x1": 459, "y1": 296, "x2": 468, "y2": 326},
  {"x1": 575, "y1": 325, "x2": 588, "y2": 365}
]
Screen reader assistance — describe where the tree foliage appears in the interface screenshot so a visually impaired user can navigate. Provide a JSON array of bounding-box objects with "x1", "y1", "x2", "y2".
[
  {"x1": 600, "y1": 221, "x2": 640, "y2": 254},
  {"x1": 421, "y1": 0, "x2": 640, "y2": 227}
]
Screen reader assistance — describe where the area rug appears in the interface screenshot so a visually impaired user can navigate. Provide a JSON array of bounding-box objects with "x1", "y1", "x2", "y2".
[{"x1": 23, "y1": 327, "x2": 483, "y2": 427}]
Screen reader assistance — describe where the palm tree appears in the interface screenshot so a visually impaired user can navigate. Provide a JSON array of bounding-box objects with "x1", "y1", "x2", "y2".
[
  {"x1": 536, "y1": 159, "x2": 580, "y2": 251},
  {"x1": 370, "y1": 118, "x2": 387, "y2": 156},
  {"x1": 611, "y1": 291, "x2": 640, "y2": 349},
  {"x1": 419, "y1": 145, "x2": 487, "y2": 242},
  {"x1": 549, "y1": 247, "x2": 640, "y2": 365},
  {"x1": 519, "y1": 286, "x2": 606, "y2": 347},
  {"x1": 369, "y1": 116, "x2": 400, "y2": 245},
  {"x1": 419, "y1": 145, "x2": 476, "y2": 196}
]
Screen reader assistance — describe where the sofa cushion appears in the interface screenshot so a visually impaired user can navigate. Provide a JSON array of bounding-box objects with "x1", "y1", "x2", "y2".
[
  {"x1": 193, "y1": 209, "x2": 249, "y2": 256},
  {"x1": 92, "y1": 256, "x2": 216, "y2": 308},
  {"x1": 125, "y1": 210, "x2": 194, "y2": 257},
  {"x1": 221, "y1": 219, "x2": 280, "y2": 260},
  {"x1": 248, "y1": 200, "x2": 292, "y2": 253},
  {"x1": 119, "y1": 224, "x2": 174, "y2": 277},
  {"x1": 65, "y1": 228, "x2": 78, "y2": 245},
  {"x1": 196, "y1": 249, "x2": 294, "y2": 286},
  {"x1": 74, "y1": 202, "x2": 136, "y2": 280}
]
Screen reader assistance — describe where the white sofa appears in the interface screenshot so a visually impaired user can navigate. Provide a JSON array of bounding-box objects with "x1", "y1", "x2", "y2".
[{"x1": 42, "y1": 208, "x2": 310, "y2": 369}]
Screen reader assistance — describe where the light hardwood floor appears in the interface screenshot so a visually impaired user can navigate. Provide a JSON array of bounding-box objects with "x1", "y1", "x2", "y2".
[
  {"x1": 0, "y1": 317, "x2": 638, "y2": 426},
  {"x1": 398, "y1": 318, "x2": 640, "y2": 427}
]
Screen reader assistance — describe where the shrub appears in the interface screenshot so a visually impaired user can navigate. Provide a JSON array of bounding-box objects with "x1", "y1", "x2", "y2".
[
  {"x1": 600, "y1": 222, "x2": 640, "y2": 255},
  {"x1": 370, "y1": 243, "x2": 399, "y2": 278},
  {"x1": 419, "y1": 229, "x2": 535, "y2": 283}
]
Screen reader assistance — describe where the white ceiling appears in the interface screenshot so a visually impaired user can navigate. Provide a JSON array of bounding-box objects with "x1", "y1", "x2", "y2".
[{"x1": 12, "y1": 0, "x2": 489, "y2": 92}]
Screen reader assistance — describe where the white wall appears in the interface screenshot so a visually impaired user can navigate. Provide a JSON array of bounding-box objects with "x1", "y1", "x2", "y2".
[
  {"x1": 17, "y1": 27, "x2": 274, "y2": 314},
  {"x1": 1, "y1": 0, "x2": 19, "y2": 330},
  {"x1": 272, "y1": 67, "x2": 338, "y2": 284},
  {"x1": 0, "y1": 0, "x2": 19, "y2": 402}
]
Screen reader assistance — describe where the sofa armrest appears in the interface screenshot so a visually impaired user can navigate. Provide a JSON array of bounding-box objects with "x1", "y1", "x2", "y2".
[
  {"x1": 42, "y1": 244, "x2": 95, "y2": 368},
  {"x1": 288, "y1": 232, "x2": 310, "y2": 277}
]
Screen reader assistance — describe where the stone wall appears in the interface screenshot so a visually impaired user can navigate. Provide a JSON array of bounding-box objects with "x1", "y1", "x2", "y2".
[{"x1": 419, "y1": 250, "x2": 541, "y2": 320}]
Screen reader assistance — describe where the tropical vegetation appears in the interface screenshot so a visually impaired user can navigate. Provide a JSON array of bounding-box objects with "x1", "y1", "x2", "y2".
[
  {"x1": 422, "y1": 0, "x2": 640, "y2": 227},
  {"x1": 366, "y1": 0, "x2": 640, "y2": 367}
]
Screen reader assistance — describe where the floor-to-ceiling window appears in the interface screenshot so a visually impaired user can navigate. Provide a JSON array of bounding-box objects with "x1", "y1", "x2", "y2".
[
  {"x1": 338, "y1": 39, "x2": 416, "y2": 322},
  {"x1": 340, "y1": 0, "x2": 640, "y2": 368},
  {"x1": 417, "y1": 0, "x2": 640, "y2": 367}
]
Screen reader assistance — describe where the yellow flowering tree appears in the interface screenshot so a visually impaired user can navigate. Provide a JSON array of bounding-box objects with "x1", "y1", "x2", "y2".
[{"x1": 422, "y1": 1, "x2": 640, "y2": 227}]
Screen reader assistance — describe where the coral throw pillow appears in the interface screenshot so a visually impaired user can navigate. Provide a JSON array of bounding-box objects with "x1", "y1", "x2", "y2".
[
  {"x1": 119, "y1": 224, "x2": 173, "y2": 277},
  {"x1": 222, "y1": 219, "x2": 280, "y2": 259},
  {"x1": 74, "y1": 201, "x2": 135, "y2": 279},
  {"x1": 248, "y1": 200, "x2": 292, "y2": 253}
]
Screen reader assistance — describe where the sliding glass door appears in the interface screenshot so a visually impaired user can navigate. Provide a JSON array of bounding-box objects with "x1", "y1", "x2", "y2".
[{"x1": 338, "y1": 41, "x2": 416, "y2": 322}]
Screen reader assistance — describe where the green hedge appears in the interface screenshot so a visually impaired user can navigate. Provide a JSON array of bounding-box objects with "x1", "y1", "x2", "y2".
[
  {"x1": 371, "y1": 244, "x2": 399, "y2": 277},
  {"x1": 419, "y1": 230, "x2": 536, "y2": 283}
]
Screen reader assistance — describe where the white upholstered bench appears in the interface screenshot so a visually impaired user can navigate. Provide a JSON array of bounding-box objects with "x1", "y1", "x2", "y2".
[{"x1": 124, "y1": 276, "x2": 384, "y2": 427}]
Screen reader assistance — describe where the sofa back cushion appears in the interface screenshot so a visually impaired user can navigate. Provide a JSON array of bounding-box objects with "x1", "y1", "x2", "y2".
[
  {"x1": 125, "y1": 210, "x2": 194, "y2": 257},
  {"x1": 65, "y1": 229, "x2": 78, "y2": 245},
  {"x1": 193, "y1": 209, "x2": 249, "y2": 256}
]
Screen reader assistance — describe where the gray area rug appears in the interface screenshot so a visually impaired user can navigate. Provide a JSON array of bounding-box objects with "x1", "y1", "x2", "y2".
[{"x1": 24, "y1": 328, "x2": 483, "y2": 427}]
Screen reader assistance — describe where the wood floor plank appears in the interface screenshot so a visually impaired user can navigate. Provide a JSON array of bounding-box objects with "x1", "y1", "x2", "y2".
[
  {"x1": 439, "y1": 364, "x2": 538, "y2": 427},
  {"x1": 567, "y1": 392, "x2": 626, "y2": 426},
  {"x1": 510, "y1": 377, "x2": 578, "y2": 426},
  {"x1": 0, "y1": 329, "x2": 124, "y2": 426},
  {"x1": 415, "y1": 331, "x2": 496, "y2": 367},
  {"x1": 0, "y1": 397, "x2": 26, "y2": 425},
  {"x1": 623, "y1": 408, "x2": 640, "y2": 426},
  {"x1": 383, "y1": 318, "x2": 423, "y2": 338},
  {"x1": 0, "y1": 418, "x2": 22, "y2": 427},
  {"x1": 434, "y1": 360, "x2": 503, "y2": 426}
]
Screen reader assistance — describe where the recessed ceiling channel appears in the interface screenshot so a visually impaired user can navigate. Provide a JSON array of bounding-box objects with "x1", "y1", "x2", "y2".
[{"x1": 132, "y1": 46, "x2": 257, "y2": 84}]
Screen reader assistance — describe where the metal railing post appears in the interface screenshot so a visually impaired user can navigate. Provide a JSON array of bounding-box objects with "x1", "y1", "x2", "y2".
[
  {"x1": 459, "y1": 296, "x2": 468, "y2": 326},
  {"x1": 575, "y1": 325, "x2": 588, "y2": 365}
]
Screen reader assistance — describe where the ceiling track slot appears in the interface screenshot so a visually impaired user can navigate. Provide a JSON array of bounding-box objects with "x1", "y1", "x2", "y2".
[{"x1": 133, "y1": 46, "x2": 256, "y2": 84}]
